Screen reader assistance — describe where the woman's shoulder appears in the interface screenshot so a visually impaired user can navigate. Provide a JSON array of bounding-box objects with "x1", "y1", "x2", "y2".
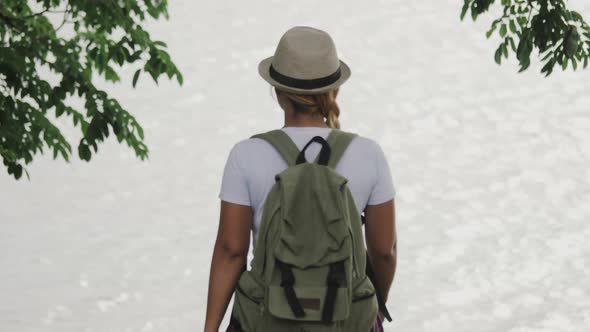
[
  {"x1": 347, "y1": 132, "x2": 384, "y2": 156},
  {"x1": 225, "y1": 135, "x2": 277, "y2": 162},
  {"x1": 349, "y1": 132, "x2": 379, "y2": 148}
]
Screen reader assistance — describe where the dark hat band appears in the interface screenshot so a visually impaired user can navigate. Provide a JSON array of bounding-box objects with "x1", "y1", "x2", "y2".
[{"x1": 269, "y1": 64, "x2": 341, "y2": 90}]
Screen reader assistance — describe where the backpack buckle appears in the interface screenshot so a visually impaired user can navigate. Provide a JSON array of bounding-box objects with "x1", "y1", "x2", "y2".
[
  {"x1": 276, "y1": 260, "x2": 306, "y2": 318},
  {"x1": 322, "y1": 261, "x2": 345, "y2": 322}
]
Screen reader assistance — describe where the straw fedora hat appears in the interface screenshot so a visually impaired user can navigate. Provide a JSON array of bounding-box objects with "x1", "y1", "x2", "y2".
[{"x1": 258, "y1": 26, "x2": 351, "y2": 95}]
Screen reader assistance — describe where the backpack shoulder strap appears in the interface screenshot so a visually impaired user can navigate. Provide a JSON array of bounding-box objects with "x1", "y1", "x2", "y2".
[
  {"x1": 314, "y1": 128, "x2": 358, "y2": 169},
  {"x1": 250, "y1": 129, "x2": 300, "y2": 166}
]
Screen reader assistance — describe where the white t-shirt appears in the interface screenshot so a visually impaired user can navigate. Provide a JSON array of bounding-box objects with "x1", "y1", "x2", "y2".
[{"x1": 218, "y1": 126, "x2": 396, "y2": 248}]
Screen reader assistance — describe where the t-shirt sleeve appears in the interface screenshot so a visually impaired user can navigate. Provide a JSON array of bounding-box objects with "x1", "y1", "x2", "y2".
[
  {"x1": 367, "y1": 141, "x2": 396, "y2": 205},
  {"x1": 218, "y1": 143, "x2": 251, "y2": 206}
]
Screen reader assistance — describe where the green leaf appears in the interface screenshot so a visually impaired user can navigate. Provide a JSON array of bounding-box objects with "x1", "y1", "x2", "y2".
[
  {"x1": 516, "y1": 29, "x2": 532, "y2": 63},
  {"x1": 132, "y1": 69, "x2": 141, "y2": 88},
  {"x1": 564, "y1": 27, "x2": 580, "y2": 58},
  {"x1": 494, "y1": 46, "x2": 503, "y2": 64},
  {"x1": 90, "y1": 141, "x2": 98, "y2": 153},
  {"x1": 59, "y1": 146, "x2": 70, "y2": 162},
  {"x1": 147, "y1": 68, "x2": 159, "y2": 85},
  {"x1": 518, "y1": 57, "x2": 530, "y2": 72},
  {"x1": 23, "y1": 151, "x2": 33, "y2": 164},
  {"x1": 541, "y1": 51, "x2": 554, "y2": 61},
  {"x1": 571, "y1": 11, "x2": 583, "y2": 21},
  {"x1": 56, "y1": 104, "x2": 65, "y2": 117},
  {"x1": 14, "y1": 164, "x2": 23, "y2": 180},
  {"x1": 78, "y1": 143, "x2": 91, "y2": 161},
  {"x1": 176, "y1": 69, "x2": 183, "y2": 85},
  {"x1": 500, "y1": 23, "x2": 507, "y2": 37},
  {"x1": 113, "y1": 120, "x2": 121, "y2": 136},
  {"x1": 486, "y1": 24, "x2": 497, "y2": 38},
  {"x1": 99, "y1": 49, "x2": 108, "y2": 73},
  {"x1": 115, "y1": 47, "x2": 125, "y2": 65},
  {"x1": 105, "y1": 66, "x2": 121, "y2": 82},
  {"x1": 153, "y1": 40, "x2": 167, "y2": 48},
  {"x1": 508, "y1": 37, "x2": 516, "y2": 52},
  {"x1": 584, "y1": 56, "x2": 589, "y2": 69},
  {"x1": 471, "y1": 3, "x2": 478, "y2": 21},
  {"x1": 100, "y1": 117, "x2": 109, "y2": 138},
  {"x1": 129, "y1": 50, "x2": 143, "y2": 62},
  {"x1": 541, "y1": 58, "x2": 556, "y2": 76},
  {"x1": 460, "y1": 0, "x2": 469, "y2": 20},
  {"x1": 136, "y1": 124, "x2": 145, "y2": 140},
  {"x1": 509, "y1": 20, "x2": 517, "y2": 33}
]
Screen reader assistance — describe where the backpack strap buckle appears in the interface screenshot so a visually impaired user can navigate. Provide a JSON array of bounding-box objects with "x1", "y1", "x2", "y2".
[
  {"x1": 276, "y1": 260, "x2": 306, "y2": 318},
  {"x1": 322, "y1": 260, "x2": 345, "y2": 322}
]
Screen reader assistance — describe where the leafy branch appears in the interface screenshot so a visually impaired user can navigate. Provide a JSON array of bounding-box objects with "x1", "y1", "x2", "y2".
[
  {"x1": 0, "y1": 0, "x2": 183, "y2": 180},
  {"x1": 461, "y1": 0, "x2": 590, "y2": 76}
]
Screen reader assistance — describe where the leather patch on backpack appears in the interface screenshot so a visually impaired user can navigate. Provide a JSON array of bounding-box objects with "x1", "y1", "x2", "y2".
[{"x1": 299, "y1": 298, "x2": 321, "y2": 311}]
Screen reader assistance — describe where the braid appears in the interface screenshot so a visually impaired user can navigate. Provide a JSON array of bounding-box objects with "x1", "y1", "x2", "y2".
[
  {"x1": 317, "y1": 88, "x2": 340, "y2": 129},
  {"x1": 276, "y1": 87, "x2": 341, "y2": 129}
]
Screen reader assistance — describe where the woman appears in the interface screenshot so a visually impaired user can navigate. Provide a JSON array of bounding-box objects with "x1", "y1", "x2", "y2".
[{"x1": 205, "y1": 26, "x2": 397, "y2": 332}]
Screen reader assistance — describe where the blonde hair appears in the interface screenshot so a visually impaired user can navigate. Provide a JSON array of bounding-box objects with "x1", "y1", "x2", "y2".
[{"x1": 275, "y1": 87, "x2": 341, "y2": 129}]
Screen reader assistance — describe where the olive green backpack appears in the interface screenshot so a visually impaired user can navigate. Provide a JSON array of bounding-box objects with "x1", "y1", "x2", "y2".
[{"x1": 229, "y1": 128, "x2": 385, "y2": 332}]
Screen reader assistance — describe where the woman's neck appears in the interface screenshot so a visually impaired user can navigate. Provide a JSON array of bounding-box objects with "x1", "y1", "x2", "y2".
[{"x1": 283, "y1": 115, "x2": 328, "y2": 128}]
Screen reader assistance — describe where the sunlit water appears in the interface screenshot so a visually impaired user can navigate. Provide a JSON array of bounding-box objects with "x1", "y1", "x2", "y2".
[{"x1": 1, "y1": 1, "x2": 589, "y2": 331}]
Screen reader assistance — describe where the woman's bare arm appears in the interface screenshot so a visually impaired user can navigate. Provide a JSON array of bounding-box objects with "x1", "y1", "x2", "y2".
[
  {"x1": 364, "y1": 199, "x2": 397, "y2": 303},
  {"x1": 204, "y1": 200, "x2": 252, "y2": 332}
]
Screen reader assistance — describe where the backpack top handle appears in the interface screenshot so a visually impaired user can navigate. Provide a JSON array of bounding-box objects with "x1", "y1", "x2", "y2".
[
  {"x1": 250, "y1": 128, "x2": 358, "y2": 168},
  {"x1": 295, "y1": 135, "x2": 331, "y2": 166}
]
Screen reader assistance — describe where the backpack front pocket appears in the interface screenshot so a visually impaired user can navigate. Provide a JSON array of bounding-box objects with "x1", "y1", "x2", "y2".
[
  {"x1": 232, "y1": 271, "x2": 265, "y2": 332},
  {"x1": 267, "y1": 285, "x2": 350, "y2": 321}
]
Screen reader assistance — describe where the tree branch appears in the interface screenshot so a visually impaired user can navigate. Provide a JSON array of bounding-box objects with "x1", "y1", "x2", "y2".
[
  {"x1": 19, "y1": 9, "x2": 50, "y2": 19},
  {"x1": 55, "y1": 1, "x2": 72, "y2": 32}
]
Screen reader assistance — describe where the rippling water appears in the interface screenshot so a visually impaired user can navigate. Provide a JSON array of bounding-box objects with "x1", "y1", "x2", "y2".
[{"x1": 1, "y1": 0, "x2": 589, "y2": 331}]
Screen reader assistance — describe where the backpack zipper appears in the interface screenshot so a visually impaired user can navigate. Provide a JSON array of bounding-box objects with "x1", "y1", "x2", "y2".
[
  {"x1": 348, "y1": 226, "x2": 358, "y2": 279},
  {"x1": 236, "y1": 284, "x2": 262, "y2": 304},
  {"x1": 257, "y1": 202, "x2": 280, "y2": 275},
  {"x1": 352, "y1": 291, "x2": 376, "y2": 302},
  {"x1": 236, "y1": 284, "x2": 265, "y2": 316}
]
